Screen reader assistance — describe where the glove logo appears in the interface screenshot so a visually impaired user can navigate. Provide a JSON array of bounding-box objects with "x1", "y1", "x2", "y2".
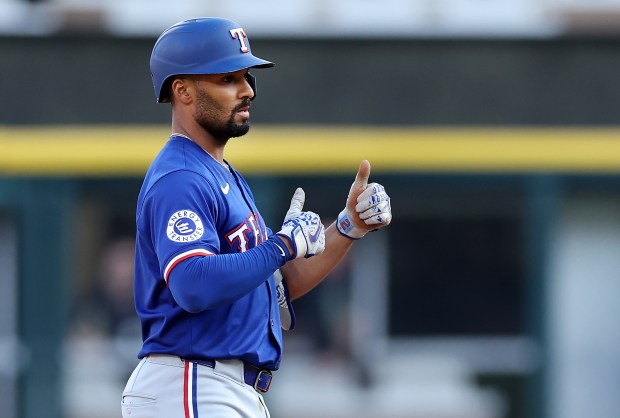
[
  {"x1": 338, "y1": 215, "x2": 353, "y2": 234},
  {"x1": 167, "y1": 210, "x2": 204, "y2": 243},
  {"x1": 309, "y1": 223, "x2": 324, "y2": 244}
]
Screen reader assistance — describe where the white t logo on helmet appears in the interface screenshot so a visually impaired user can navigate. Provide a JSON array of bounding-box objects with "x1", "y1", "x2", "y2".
[{"x1": 229, "y1": 28, "x2": 249, "y2": 53}]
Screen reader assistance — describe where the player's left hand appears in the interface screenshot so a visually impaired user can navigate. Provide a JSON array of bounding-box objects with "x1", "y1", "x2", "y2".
[
  {"x1": 337, "y1": 160, "x2": 392, "y2": 239},
  {"x1": 277, "y1": 188, "x2": 326, "y2": 259}
]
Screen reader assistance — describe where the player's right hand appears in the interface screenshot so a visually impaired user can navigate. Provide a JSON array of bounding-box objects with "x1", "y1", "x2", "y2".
[{"x1": 277, "y1": 188, "x2": 325, "y2": 259}]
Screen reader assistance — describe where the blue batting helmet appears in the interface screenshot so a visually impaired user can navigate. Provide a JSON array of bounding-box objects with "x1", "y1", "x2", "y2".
[{"x1": 150, "y1": 17, "x2": 274, "y2": 103}]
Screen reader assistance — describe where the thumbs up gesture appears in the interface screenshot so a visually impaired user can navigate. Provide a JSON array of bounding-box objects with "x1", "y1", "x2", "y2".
[
  {"x1": 337, "y1": 160, "x2": 392, "y2": 239},
  {"x1": 277, "y1": 188, "x2": 325, "y2": 259}
]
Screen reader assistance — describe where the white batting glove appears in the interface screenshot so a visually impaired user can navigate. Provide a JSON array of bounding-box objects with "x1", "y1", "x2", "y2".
[
  {"x1": 356, "y1": 183, "x2": 392, "y2": 227},
  {"x1": 337, "y1": 161, "x2": 392, "y2": 239},
  {"x1": 277, "y1": 188, "x2": 325, "y2": 259}
]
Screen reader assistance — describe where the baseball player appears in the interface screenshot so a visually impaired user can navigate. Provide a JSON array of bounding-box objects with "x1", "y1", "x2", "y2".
[{"x1": 120, "y1": 17, "x2": 392, "y2": 418}]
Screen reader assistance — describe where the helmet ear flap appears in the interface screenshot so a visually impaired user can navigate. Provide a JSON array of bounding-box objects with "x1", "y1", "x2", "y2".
[{"x1": 246, "y1": 72, "x2": 257, "y2": 100}]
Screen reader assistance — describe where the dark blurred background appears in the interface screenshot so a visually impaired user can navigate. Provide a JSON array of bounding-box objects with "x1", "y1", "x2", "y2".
[{"x1": 1, "y1": 2, "x2": 619, "y2": 418}]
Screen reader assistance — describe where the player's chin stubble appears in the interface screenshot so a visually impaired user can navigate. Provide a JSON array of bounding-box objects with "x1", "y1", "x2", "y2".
[{"x1": 195, "y1": 89, "x2": 250, "y2": 144}]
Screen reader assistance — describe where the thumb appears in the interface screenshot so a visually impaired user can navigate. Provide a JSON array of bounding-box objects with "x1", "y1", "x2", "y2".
[
  {"x1": 346, "y1": 160, "x2": 371, "y2": 226},
  {"x1": 285, "y1": 187, "x2": 305, "y2": 220},
  {"x1": 348, "y1": 160, "x2": 371, "y2": 198}
]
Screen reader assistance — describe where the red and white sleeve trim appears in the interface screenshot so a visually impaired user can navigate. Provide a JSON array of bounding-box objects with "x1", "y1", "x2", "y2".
[{"x1": 164, "y1": 248, "x2": 214, "y2": 283}]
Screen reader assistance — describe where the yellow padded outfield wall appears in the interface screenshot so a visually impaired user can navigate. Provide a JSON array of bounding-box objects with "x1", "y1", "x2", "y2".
[{"x1": 1, "y1": 125, "x2": 619, "y2": 176}]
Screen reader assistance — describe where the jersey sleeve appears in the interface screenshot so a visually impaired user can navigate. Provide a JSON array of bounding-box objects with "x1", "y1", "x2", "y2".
[
  {"x1": 141, "y1": 170, "x2": 222, "y2": 282},
  {"x1": 167, "y1": 234, "x2": 290, "y2": 312}
]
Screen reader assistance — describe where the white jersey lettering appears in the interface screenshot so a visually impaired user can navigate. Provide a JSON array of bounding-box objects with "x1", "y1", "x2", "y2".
[
  {"x1": 247, "y1": 214, "x2": 262, "y2": 246},
  {"x1": 227, "y1": 223, "x2": 250, "y2": 252}
]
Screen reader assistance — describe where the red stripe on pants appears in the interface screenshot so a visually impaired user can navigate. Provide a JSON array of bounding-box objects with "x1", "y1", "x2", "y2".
[{"x1": 183, "y1": 361, "x2": 190, "y2": 418}]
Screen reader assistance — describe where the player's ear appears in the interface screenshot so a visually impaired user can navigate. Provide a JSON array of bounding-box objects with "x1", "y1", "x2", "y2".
[{"x1": 170, "y1": 77, "x2": 193, "y2": 105}]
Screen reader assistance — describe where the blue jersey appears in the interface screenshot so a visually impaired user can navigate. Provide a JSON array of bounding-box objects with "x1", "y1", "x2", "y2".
[{"x1": 134, "y1": 135, "x2": 292, "y2": 370}]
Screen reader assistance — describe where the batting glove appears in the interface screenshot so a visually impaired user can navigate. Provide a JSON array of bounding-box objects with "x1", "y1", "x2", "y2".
[
  {"x1": 337, "y1": 161, "x2": 392, "y2": 239},
  {"x1": 277, "y1": 188, "x2": 325, "y2": 259}
]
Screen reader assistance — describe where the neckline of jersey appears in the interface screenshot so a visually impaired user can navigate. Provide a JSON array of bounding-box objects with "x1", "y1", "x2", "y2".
[{"x1": 171, "y1": 133, "x2": 230, "y2": 170}]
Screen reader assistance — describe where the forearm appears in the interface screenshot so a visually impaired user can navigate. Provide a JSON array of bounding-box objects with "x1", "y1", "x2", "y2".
[{"x1": 281, "y1": 221, "x2": 355, "y2": 300}]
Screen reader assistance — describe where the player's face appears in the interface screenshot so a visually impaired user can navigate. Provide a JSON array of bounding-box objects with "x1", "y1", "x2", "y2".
[{"x1": 191, "y1": 70, "x2": 255, "y2": 142}]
